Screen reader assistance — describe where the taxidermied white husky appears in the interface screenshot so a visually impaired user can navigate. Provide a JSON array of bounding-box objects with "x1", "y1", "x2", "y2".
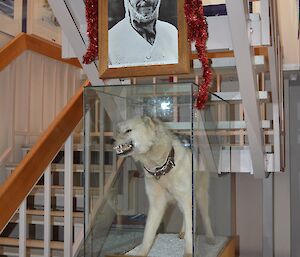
[{"x1": 113, "y1": 116, "x2": 215, "y2": 257}]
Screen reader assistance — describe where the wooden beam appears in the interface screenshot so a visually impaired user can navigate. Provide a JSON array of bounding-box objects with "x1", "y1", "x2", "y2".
[
  {"x1": 0, "y1": 33, "x2": 81, "y2": 72},
  {"x1": 26, "y1": 34, "x2": 81, "y2": 68},
  {"x1": 225, "y1": 0, "x2": 266, "y2": 178},
  {"x1": 0, "y1": 33, "x2": 27, "y2": 71}
]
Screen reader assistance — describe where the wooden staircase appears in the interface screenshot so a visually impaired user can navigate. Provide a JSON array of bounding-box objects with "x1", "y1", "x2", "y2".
[
  {"x1": 0, "y1": 122, "x2": 116, "y2": 257},
  {"x1": 0, "y1": 31, "x2": 87, "y2": 257},
  {"x1": 0, "y1": 138, "x2": 85, "y2": 256}
]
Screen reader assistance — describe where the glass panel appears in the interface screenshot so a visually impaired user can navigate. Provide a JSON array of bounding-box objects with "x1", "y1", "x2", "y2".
[
  {"x1": 83, "y1": 83, "x2": 233, "y2": 257},
  {"x1": 193, "y1": 90, "x2": 233, "y2": 256}
]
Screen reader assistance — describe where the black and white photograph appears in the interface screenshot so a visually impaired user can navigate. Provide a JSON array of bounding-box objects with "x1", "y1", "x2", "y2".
[
  {"x1": 99, "y1": 0, "x2": 189, "y2": 78},
  {"x1": 108, "y1": 0, "x2": 179, "y2": 68}
]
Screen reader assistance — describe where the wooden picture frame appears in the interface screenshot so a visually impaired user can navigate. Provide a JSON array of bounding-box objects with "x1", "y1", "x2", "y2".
[
  {"x1": 0, "y1": 0, "x2": 23, "y2": 36},
  {"x1": 27, "y1": 0, "x2": 61, "y2": 44},
  {"x1": 99, "y1": 0, "x2": 190, "y2": 78}
]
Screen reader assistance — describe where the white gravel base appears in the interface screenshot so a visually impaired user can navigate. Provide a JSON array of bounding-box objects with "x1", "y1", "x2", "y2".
[{"x1": 126, "y1": 234, "x2": 229, "y2": 257}]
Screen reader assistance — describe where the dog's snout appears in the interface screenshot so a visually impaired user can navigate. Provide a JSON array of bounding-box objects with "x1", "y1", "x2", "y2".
[{"x1": 111, "y1": 138, "x2": 116, "y2": 144}]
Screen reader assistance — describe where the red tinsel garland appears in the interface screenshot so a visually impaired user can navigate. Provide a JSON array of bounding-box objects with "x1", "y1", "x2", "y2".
[
  {"x1": 184, "y1": 0, "x2": 211, "y2": 109},
  {"x1": 82, "y1": 0, "x2": 98, "y2": 64}
]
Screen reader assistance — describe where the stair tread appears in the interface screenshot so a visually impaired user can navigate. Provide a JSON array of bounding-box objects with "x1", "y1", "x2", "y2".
[
  {"x1": 34, "y1": 185, "x2": 85, "y2": 190},
  {"x1": 21, "y1": 143, "x2": 113, "y2": 151},
  {"x1": 209, "y1": 91, "x2": 270, "y2": 103},
  {"x1": 51, "y1": 163, "x2": 112, "y2": 172},
  {"x1": 0, "y1": 237, "x2": 64, "y2": 249},
  {"x1": 0, "y1": 247, "x2": 62, "y2": 257},
  {"x1": 6, "y1": 163, "x2": 113, "y2": 173},
  {"x1": 74, "y1": 131, "x2": 113, "y2": 137},
  {"x1": 73, "y1": 143, "x2": 113, "y2": 151},
  {"x1": 11, "y1": 210, "x2": 84, "y2": 226},
  {"x1": 31, "y1": 185, "x2": 99, "y2": 196},
  {"x1": 26, "y1": 209, "x2": 84, "y2": 218},
  {"x1": 221, "y1": 145, "x2": 273, "y2": 151},
  {"x1": 166, "y1": 120, "x2": 272, "y2": 130}
]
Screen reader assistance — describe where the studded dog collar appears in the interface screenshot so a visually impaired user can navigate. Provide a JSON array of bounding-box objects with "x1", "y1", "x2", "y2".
[{"x1": 144, "y1": 147, "x2": 175, "y2": 180}]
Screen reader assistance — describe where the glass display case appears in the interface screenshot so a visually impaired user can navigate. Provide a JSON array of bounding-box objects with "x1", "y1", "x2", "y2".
[{"x1": 83, "y1": 83, "x2": 236, "y2": 257}]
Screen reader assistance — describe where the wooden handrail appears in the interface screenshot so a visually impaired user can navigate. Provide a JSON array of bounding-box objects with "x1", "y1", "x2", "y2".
[
  {"x1": 0, "y1": 33, "x2": 27, "y2": 71},
  {"x1": 0, "y1": 33, "x2": 81, "y2": 71},
  {"x1": 0, "y1": 80, "x2": 89, "y2": 232}
]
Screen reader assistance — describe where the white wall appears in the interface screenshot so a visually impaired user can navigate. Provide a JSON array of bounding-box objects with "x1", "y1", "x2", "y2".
[
  {"x1": 274, "y1": 172, "x2": 290, "y2": 257},
  {"x1": 0, "y1": 50, "x2": 81, "y2": 172},
  {"x1": 288, "y1": 80, "x2": 300, "y2": 256},
  {"x1": 277, "y1": 0, "x2": 300, "y2": 69},
  {"x1": 236, "y1": 174, "x2": 263, "y2": 257}
]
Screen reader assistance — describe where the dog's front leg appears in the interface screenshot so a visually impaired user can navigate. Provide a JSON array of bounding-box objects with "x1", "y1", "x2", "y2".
[
  {"x1": 197, "y1": 187, "x2": 215, "y2": 244},
  {"x1": 179, "y1": 221, "x2": 185, "y2": 239},
  {"x1": 138, "y1": 180, "x2": 168, "y2": 256},
  {"x1": 181, "y1": 201, "x2": 193, "y2": 256},
  {"x1": 176, "y1": 193, "x2": 193, "y2": 256}
]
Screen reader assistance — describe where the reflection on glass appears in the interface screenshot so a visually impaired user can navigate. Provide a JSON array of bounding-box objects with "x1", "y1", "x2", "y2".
[{"x1": 143, "y1": 96, "x2": 174, "y2": 122}]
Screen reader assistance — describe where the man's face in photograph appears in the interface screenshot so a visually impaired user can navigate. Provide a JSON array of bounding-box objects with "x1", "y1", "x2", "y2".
[{"x1": 128, "y1": 0, "x2": 160, "y2": 19}]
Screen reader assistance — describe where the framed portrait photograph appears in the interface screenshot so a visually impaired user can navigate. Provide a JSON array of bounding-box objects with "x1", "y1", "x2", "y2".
[
  {"x1": 0, "y1": 0, "x2": 23, "y2": 36},
  {"x1": 99, "y1": 0, "x2": 190, "y2": 78}
]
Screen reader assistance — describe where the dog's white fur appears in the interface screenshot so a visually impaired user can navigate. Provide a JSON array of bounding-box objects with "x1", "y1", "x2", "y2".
[{"x1": 113, "y1": 116, "x2": 215, "y2": 256}]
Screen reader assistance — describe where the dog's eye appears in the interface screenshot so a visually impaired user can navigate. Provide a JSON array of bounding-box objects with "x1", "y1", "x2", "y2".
[{"x1": 125, "y1": 129, "x2": 132, "y2": 134}]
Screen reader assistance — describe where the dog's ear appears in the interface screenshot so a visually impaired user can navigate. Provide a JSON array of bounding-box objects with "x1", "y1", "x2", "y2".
[{"x1": 142, "y1": 116, "x2": 155, "y2": 129}]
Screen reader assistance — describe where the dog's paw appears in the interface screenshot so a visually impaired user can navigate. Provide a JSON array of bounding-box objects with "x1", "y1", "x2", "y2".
[
  {"x1": 206, "y1": 236, "x2": 216, "y2": 245},
  {"x1": 178, "y1": 231, "x2": 185, "y2": 239}
]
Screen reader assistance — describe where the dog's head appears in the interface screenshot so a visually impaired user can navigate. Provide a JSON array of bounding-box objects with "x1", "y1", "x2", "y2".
[{"x1": 113, "y1": 116, "x2": 157, "y2": 157}]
